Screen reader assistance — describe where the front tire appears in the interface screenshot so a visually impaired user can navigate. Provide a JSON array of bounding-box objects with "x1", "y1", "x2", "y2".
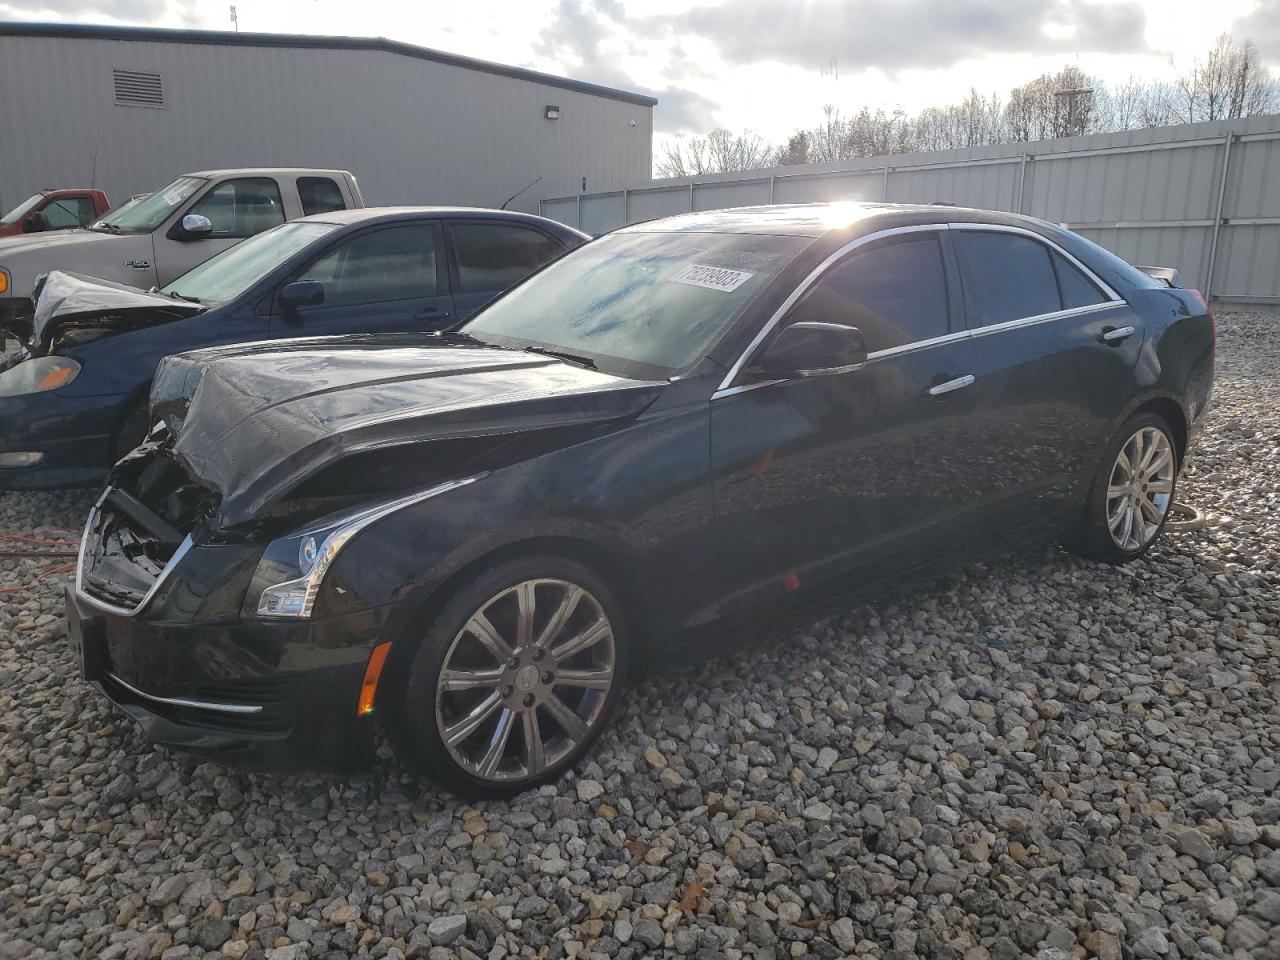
[
  {"x1": 389, "y1": 555, "x2": 628, "y2": 798},
  {"x1": 1068, "y1": 412, "x2": 1178, "y2": 563}
]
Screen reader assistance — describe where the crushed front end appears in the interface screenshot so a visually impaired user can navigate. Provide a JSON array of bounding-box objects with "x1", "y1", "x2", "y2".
[{"x1": 67, "y1": 438, "x2": 389, "y2": 770}]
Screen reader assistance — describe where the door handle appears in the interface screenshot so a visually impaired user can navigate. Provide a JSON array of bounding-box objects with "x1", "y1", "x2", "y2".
[
  {"x1": 927, "y1": 374, "x2": 975, "y2": 397},
  {"x1": 1099, "y1": 325, "x2": 1135, "y2": 344},
  {"x1": 417, "y1": 306, "x2": 452, "y2": 322}
]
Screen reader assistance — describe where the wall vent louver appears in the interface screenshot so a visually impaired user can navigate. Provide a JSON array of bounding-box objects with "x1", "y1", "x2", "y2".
[{"x1": 113, "y1": 69, "x2": 164, "y2": 107}]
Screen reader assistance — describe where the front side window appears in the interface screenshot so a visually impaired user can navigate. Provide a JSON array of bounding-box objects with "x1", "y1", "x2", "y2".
[
  {"x1": 186, "y1": 178, "x2": 286, "y2": 239},
  {"x1": 464, "y1": 231, "x2": 808, "y2": 378},
  {"x1": 94, "y1": 176, "x2": 204, "y2": 232},
  {"x1": 39, "y1": 196, "x2": 96, "y2": 229},
  {"x1": 299, "y1": 177, "x2": 346, "y2": 216},
  {"x1": 953, "y1": 231, "x2": 1063, "y2": 327},
  {"x1": 296, "y1": 224, "x2": 439, "y2": 308},
  {"x1": 451, "y1": 222, "x2": 562, "y2": 293},
  {"x1": 788, "y1": 232, "x2": 950, "y2": 354},
  {"x1": 162, "y1": 221, "x2": 338, "y2": 304}
]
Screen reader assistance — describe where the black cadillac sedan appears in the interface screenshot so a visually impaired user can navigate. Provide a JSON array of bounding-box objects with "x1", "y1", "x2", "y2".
[{"x1": 67, "y1": 202, "x2": 1214, "y2": 796}]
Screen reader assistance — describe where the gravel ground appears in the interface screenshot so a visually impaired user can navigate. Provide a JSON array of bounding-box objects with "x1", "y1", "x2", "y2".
[{"x1": 2, "y1": 312, "x2": 1278, "y2": 960}]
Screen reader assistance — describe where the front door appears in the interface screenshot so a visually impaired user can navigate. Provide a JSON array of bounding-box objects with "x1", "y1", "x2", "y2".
[
  {"x1": 157, "y1": 177, "x2": 288, "y2": 284},
  {"x1": 270, "y1": 222, "x2": 455, "y2": 337},
  {"x1": 711, "y1": 229, "x2": 987, "y2": 621}
]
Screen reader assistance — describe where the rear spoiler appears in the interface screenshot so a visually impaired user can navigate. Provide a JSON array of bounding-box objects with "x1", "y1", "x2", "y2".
[{"x1": 1135, "y1": 265, "x2": 1180, "y2": 287}]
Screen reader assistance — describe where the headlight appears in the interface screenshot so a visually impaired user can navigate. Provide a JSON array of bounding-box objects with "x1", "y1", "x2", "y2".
[
  {"x1": 0, "y1": 356, "x2": 81, "y2": 397},
  {"x1": 247, "y1": 476, "x2": 479, "y2": 619}
]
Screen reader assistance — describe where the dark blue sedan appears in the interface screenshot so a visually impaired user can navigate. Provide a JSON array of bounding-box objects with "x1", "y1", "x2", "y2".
[{"x1": 0, "y1": 207, "x2": 586, "y2": 487}]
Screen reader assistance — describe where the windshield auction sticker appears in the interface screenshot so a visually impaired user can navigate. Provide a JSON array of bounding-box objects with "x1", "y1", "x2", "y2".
[{"x1": 670, "y1": 263, "x2": 754, "y2": 292}]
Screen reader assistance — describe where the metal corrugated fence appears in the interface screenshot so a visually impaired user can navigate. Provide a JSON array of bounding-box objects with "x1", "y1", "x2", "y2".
[{"x1": 540, "y1": 116, "x2": 1280, "y2": 305}]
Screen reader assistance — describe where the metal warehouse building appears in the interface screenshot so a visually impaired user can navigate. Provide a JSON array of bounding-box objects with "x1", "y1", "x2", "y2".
[{"x1": 0, "y1": 22, "x2": 655, "y2": 216}]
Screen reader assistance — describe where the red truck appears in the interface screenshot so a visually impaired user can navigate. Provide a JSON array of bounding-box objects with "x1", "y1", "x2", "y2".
[{"x1": 0, "y1": 188, "x2": 111, "y2": 237}]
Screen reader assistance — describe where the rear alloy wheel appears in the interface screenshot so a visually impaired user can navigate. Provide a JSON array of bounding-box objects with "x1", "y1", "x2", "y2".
[
  {"x1": 1068, "y1": 412, "x2": 1178, "y2": 563},
  {"x1": 393, "y1": 557, "x2": 627, "y2": 797},
  {"x1": 1106, "y1": 425, "x2": 1175, "y2": 552}
]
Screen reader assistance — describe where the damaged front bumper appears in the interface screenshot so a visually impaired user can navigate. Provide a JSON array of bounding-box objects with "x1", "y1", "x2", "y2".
[{"x1": 69, "y1": 482, "x2": 405, "y2": 771}]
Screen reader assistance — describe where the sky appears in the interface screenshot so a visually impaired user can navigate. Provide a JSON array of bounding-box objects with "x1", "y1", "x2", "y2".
[{"x1": 2, "y1": 0, "x2": 1279, "y2": 153}]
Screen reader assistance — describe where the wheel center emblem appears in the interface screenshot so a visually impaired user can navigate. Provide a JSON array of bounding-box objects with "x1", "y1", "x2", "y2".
[{"x1": 515, "y1": 664, "x2": 539, "y2": 693}]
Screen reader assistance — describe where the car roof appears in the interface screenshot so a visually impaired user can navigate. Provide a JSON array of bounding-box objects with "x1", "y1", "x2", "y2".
[
  {"x1": 296, "y1": 206, "x2": 585, "y2": 233},
  {"x1": 617, "y1": 201, "x2": 1058, "y2": 238},
  {"x1": 185, "y1": 168, "x2": 353, "y2": 179}
]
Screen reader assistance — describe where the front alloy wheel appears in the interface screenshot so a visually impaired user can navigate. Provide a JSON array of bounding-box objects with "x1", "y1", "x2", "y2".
[
  {"x1": 435, "y1": 579, "x2": 615, "y2": 782},
  {"x1": 392, "y1": 556, "x2": 627, "y2": 797}
]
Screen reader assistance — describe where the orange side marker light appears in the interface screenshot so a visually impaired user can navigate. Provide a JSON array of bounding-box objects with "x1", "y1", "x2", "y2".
[{"x1": 357, "y1": 642, "x2": 392, "y2": 716}]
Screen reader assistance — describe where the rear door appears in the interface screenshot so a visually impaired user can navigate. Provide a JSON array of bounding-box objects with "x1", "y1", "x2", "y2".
[
  {"x1": 156, "y1": 176, "x2": 289, "y2": 284},
  {"x1": 710, "y1": 228, "x2": 987, "y2": 620},
  {"x1": 269, "y1": 221, "x2": 454, "y2": 337},
  {"x1": 445, "y1": 220, "x2": 569, "y2": 322},
  {"x1": 950, "y1": 224, "x2": 1142, "y2": 524}
]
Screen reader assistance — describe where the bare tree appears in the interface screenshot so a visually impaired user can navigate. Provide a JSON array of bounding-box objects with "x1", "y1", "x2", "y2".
[
  {"x1": 656, "y1": 129, "x2": 777, "y2": 178},
  {"x1": 1173, "y1": 35, "x2": 1277, "y2": 123},
  {"x1": 662, "y1": 34, "x2": 1280, "y2": 177}
]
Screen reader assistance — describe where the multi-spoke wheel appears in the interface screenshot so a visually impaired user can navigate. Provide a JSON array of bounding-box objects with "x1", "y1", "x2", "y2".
[
  {"x1": 390, "y1": 557, "x2": 627, "y2": 797},
  {"x1": 1067, "y1": 412, "x2": 1180, "y2": 563},
  {"x1": 1106, "y1": 425, "x2": 1175, "y2": 552}
]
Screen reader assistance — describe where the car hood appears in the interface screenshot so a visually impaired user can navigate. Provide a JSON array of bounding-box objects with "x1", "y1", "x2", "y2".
[
  {"x1": 0, "y1": 226, "x2": 122, "y2": 258},
  {"x1": 19, "y1": 270, "x2": 204, "y2": 354},
  {"x1": 150, "y1": 335, "x2": 664, "y2": 527}
]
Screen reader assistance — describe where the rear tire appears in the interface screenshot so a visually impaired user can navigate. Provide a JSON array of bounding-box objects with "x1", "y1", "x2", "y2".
[
  {"x1": 388, "y1": 554, "x2": 629, "y2": 799},
  {"x1": 1067, "y1": 412, "x2": 1178, "y2": 563}
]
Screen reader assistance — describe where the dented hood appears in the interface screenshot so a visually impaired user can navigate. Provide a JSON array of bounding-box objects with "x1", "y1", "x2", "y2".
[
  {"x1": 151, "y1": 334, "x2": 664, "y2": 527},
  {"x1": 23, "y1": 270, "x2": 204, "y2": 353}
]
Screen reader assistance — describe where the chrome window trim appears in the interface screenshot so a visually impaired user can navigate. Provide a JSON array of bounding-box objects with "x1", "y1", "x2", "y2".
[
  {"x1": 105, "y1": 672, "x2": 264, "y2": 715},
  {"x1": 75, "y1": 489, "x2": 195, "y2": 619},
  {"x1": 713, "y1": 220, "x2": 1127, "y2": 396}
]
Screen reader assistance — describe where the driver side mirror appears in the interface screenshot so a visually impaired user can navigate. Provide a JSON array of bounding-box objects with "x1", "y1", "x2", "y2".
[
  {"x1": 23, "y1": 213, "x2": 49, "y2": 233},
  {"x1": 278, "y1": 280, "x2": 326, "y2": 310},
  {"x1": 752, "y1": 322, "x2": 868, "y2": 379},
  {"x1": 176, "y1": 213, "x2": 214, "y2": 240}
]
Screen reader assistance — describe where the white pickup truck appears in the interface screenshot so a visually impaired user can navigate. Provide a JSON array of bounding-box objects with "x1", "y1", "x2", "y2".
[{"x1": 0, "y1": 168, "x2": 363, "y2": 338}]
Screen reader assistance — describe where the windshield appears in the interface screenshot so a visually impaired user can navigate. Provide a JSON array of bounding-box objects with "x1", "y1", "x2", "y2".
[
  {"x1": 1, "y1": 194, "x2": 43, "y2": 226},
  {"x1": 93, "y1": 177, "x2": 204, "y2": 232},
  {"x1": 162, "y1": 221, "x2": 339, "y2": 304},
  {"x1": 463, "y1": 231, "x2": 808, "y2": 377}
]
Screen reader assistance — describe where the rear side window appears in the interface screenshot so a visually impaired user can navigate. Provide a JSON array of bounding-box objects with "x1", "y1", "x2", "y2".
[
  {"x1": 299, "y1": 177, "x2": 346, "y2": 216},
  {"x1": 451, "y1": 222, "x2": 562, "y2": 294},
  {"x1": 953, "y1": 231, "x2": 1061, "y2": 327},
  {"x1": 187, "y1": 177, "x2": 286, "y2": 239},
  {"x1": 1051, "y1": 251, "x2": 1109, "y2": 309},
  {"x1": 40, "y1": 196, "x2": 97, "y2": 228},
  {"x1": 789, "y1": 232, "x2": 950, "y2": 353},
  {"x1": 297, "y1": 224, "x2": 439, "y2": 308}
]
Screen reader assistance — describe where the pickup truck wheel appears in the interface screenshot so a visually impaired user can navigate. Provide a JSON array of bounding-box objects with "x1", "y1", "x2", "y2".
[
  {"x1": 389, "y1": 555, "x2": 628, "y2": 798},
  {"x1": 111, "y1": 400, "x2": 151, "y2": 463},
  {"x1": 1067, "y1": 412, "x2": 1178, "y2": 563}
]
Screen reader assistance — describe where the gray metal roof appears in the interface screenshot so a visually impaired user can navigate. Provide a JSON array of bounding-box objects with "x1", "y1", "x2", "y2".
[{"x1": 0, "y1": 21, "x2": 659, "y2": 107}]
